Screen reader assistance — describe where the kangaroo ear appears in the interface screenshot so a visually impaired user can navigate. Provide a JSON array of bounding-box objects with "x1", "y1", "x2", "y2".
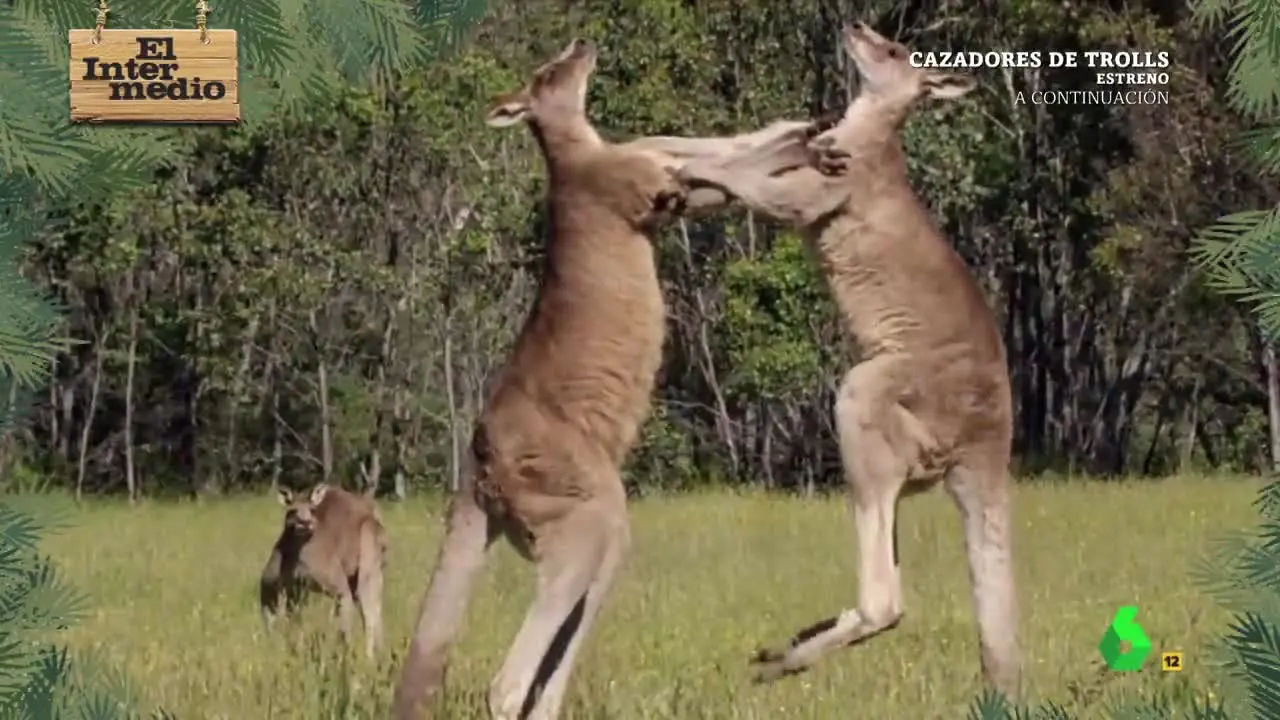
[
  {"x1": 485, "y1": 91, "x2": 531, "y2": 128},
  {"x1": 924, "y1": 72, "x2": 977, "y2": 99},
  {"x1": 309, "y1": 483, "x2": 330, "y2": 505},
  {"x1": 276, "y1": 487, "x2": 293, "y2": 506}
]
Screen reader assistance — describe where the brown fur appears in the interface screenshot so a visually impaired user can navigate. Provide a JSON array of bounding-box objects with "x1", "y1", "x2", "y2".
[
  {"x1": 390, "y1": 39, "x2": 830, "y2": 720},
  {"x1": 673, "y1": 21, "x2": 1021, "y2": 697},
  {"x1": 259, "y1": 482, "x2": 386, "y2": 659}
]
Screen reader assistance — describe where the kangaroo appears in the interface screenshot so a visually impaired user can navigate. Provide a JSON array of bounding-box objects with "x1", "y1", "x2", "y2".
[
  {"x1": 673, "y1": 21, "x2": 1021, "y2": 697},
  {"x1": 390, "y1": 38, "x2": 831, "y2": 720},
  {"x1": 259, "y1": 482, "x2": 386, "y2": 660}
]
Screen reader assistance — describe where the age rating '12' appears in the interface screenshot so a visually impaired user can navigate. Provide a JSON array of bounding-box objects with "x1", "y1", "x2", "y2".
[{"x1": 1162, "y1": 652, "x2": 1184, "y2": 672}]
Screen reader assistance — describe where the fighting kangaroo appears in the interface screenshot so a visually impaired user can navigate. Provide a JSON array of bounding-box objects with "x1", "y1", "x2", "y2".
[
  {"x1": 674, "y1": 21, "x2": 1021, "y2": 696},
  {"x1": 391, "y1": 38, "x2": 831, "y2": 720},
  {"x1": 259, "y1": 482, "x2": 386, "y2": 660}
]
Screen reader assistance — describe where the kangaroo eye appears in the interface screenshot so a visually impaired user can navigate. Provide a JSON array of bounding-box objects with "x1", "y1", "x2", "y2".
[{"x1": 888, "y1": 46, "x2": 904, "y2": 59}]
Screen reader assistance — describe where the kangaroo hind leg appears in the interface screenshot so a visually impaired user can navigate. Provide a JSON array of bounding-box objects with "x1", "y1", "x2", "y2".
[
  {"x1": 488, "y1": 488, "x2": 627, "y2": 720},
  {"x1": 356, "y1": 521, "x2": 385, "y2": 660},
  {"x1": 753, "y1": 356, "x2": 925, "y2": 682},
  {"x1": 945, "y1": 456, "x2": 1021, "y2": 698},
  {"x1": 518, "y1": 494, "x2": 629, "y2": 720}
]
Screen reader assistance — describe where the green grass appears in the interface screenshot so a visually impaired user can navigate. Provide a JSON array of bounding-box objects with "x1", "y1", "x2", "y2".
[{"x1": 36, "y1": 474, "x2": 1259, "y2": 719}]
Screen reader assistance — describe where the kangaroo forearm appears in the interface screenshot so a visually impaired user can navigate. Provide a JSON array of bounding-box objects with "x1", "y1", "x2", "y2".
[
  {"x1": 259, "y1": 545, "x2": 286, "y2": 604},
  {"x1": 679, "y1": 186, "x2": 733, "y2": 217},
  {"x1": 679, "y1": 163, "x2": 847, "y2": 227},
  {"x1": 622, "y1": 136, "x2": 742, "y2": 159},
  {"x1": 260, "y1": 578, "x2": 282, "y2": 611},
  {"x1": 621, "y1": 120, "x2": 808, "y2": 160}
]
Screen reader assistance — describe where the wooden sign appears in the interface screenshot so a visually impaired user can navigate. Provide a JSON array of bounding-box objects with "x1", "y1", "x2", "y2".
[{"x1": 69, "y1": 29, "x2": 239, "y2": 123}]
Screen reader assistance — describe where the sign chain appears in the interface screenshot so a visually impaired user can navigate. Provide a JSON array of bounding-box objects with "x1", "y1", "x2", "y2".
[
  {"x1": 196, "y1": 0, "x2": 211, "y2": 44},
  {"x1": 92, "y1": 0, "x2": 109, "y2": 45},
  {"x1": 91, "y1": 1, "x2": 213, "y2": 45}
]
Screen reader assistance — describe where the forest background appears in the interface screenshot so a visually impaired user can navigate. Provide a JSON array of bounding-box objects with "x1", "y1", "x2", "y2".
[{"x1": 7, "y1": 0, "x2": 1280, "y2": 502}]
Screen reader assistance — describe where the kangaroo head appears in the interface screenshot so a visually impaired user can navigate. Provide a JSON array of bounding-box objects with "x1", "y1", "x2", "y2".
[
  {"x1": 842, "y1": 21, "x2": 976, "y2": 110},
  {"x1": 276, "y1": 483, "x2": 330, "y2": 538},
  {"x1": 485, "y1": 38, "x2": 598, "y2": 131}
]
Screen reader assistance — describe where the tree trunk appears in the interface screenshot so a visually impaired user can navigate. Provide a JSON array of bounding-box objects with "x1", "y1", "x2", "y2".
[
  {"x1": 48, "y1": 373, "x2": 63, "y2": 460},
  {"x1": 271, "y1": 383, "x2": 283, "y2": 491},
  {"x1": 60, "y1": 384, "x2": 74, "y2": 460},
  {"x1": 1180, "y1": 378, "x2": 1200, "y2": 472},
  {"x1": 392, "y1": 385, "x2": 409, "y2": 500},
  {"x1": 444, "y1": 328, "x2": 461, "y2": 493},
  {"x1": 226, "y1": 316, "x2": 259, "y2": 488},
  {"x1": 76, "y1": 331, "x2": 108, "y2": 501},
  {"x1": 1265, "y1": 341, "x2": 1280, "y2": 472},
  {"x1": 317, "y1": 357, "x2": 333, "y2": 482},
  {"x1": 266, "y1": 298, "x2": 282, "y2": 492},
  {"x1": 124, "y1": 303, "x2": 139, "y2": 504},
  {"x1": 309, "y1": 308, "x2": 333, "y2": 482},
  {"x1": 441, "y1": 235, "x2": 461, "y2": 494},
  {"x1": 188, "y1": 290, "x2": 208, "y2": 497},
  {"x1": 365, "y1": 303, "x2": 396, "y2": 496},
  {"x1": 679, "y1": 222, "x2": 738, "y2": 476}
]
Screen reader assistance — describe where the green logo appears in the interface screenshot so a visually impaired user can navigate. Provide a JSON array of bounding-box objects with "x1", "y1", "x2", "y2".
[{"x1": 1098, "y1": 605, "x2": 1153, "y2": 671}]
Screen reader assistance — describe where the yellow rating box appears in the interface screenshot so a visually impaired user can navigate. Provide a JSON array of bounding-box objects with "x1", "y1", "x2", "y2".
[{"x1": 1161, "y1": 651, "x2": 1184, "y2": 672}]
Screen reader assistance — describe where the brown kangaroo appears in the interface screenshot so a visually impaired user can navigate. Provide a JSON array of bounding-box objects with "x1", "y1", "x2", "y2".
[
  {"x1": 390, "y1": 38, "x2": 829, "y2": 720},
  {"x1": 259, "y1": 482, "x2": 386, "y2": 660},
  {"x1": 673, "y1": 20, "x2": 1021, "y2": 697}
]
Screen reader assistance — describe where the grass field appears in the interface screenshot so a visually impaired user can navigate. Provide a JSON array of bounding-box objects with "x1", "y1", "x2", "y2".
[{"x1": 34, "y1": 475, "x2": 1260, "y2": 719}]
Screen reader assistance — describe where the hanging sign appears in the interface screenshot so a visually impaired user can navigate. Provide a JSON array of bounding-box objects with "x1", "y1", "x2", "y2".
[{"x1": 69, "y1": 1, "x2": 240, "y2": 123}]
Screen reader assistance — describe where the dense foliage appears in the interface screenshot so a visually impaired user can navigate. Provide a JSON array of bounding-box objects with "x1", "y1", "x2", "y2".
[{"x1": 3, "y1": 0, "x2": 1278, "y2": 502}]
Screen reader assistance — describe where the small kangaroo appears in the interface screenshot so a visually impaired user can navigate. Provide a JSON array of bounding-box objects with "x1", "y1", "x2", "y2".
[
  {"x1": 673, "y1": 21, "x2": 1021, "y2": 697},
  {"x1": 259, "y1": 482, "x2": 386, "y2": 660}
]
